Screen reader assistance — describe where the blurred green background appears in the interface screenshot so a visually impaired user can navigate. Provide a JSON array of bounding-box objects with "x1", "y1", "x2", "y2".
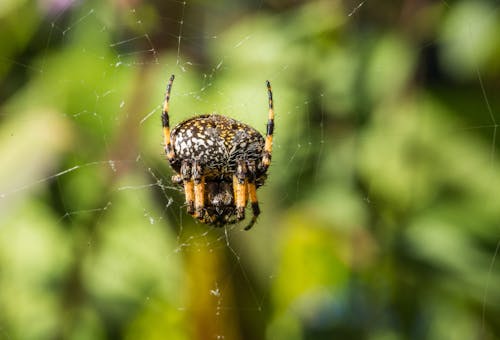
[{"x1": 1, "y1": 0, "x2": 500, "y2": 339}]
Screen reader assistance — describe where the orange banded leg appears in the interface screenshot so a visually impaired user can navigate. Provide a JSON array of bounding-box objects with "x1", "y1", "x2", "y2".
[
  {"x1": 162, "y1": 74, "x2": 175, "y2": 160},
  {"x1": 245, "y1": 161, "x2": 260, "y2": 230},
  {"x1": 261, "y1": 80, "x2": 274, "y2": 170},
  {"x1": 180, "y1": 160, "x2": 194, "y2": 215},
  {"x1": 233, "y1": 160, "x2": 248, "y2": 221},
  {"x1": 192, "y1": 161, "x2": 205, "y2": 219}
]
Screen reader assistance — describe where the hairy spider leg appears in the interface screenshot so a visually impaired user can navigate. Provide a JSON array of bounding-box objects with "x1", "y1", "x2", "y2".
[
  {"x1": 245, "y1": 160, "x2": 260, "y2": 230},
  {"x1": 162, "y1": 74, "x2": 175, "y2": 160},
  {"x1": 233, "y1": 160, "x2": 248, "y2": 221},
  {"x1": 262, "y1": 80, "x2": 274, "y2": 170},
  {"x1": 181, "y1": 160, "x2": 195, "y2": 215},
  {"x1": 192, "y1": 161, "x2": 205, "y2": 219}
]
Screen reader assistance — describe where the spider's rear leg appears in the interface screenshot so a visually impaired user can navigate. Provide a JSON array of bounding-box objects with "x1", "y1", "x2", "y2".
[
  {"x1": 180, "y1": 160, "x2": 195, "y2": 215},
  {"x1": 192, "y1": 161, "x2": 206, "y2": 219},
  {"x1": 245, "y1": 160, "x2": 260, "y2": 230},
  {"x1": 233, "y1": 159, "x2": 248, "y2": 221}
]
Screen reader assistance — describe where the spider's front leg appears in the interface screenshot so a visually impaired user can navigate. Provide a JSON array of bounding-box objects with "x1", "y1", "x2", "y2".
[
  {"x1": 180, "y1": 160, "x2": 195, "y2": 215},
  {"x1": 162, "y1": 74, "x2": 176, "y2": 161},
  {"x1": 192, "y1": 161, "x2": 206, "y2": 219},
  {"x1": 233, "y1": 159, "x2": 248, "y2": 221},
  {"x1": 260, "y1": 80, "x2": 274, "y2": 172},
  {"x1": 245, "y1": 160, "x2": 260, "y2": 230}
]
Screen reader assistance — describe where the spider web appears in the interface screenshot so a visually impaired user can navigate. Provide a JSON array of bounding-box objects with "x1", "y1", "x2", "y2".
[{"x1": 0, "y1": 0, "x2": 499, "y2": 339}]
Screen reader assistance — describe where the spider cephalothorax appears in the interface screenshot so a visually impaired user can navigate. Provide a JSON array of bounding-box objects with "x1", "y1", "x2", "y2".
[{"x1": 161, "y1": 75, "x2": 274, "y2": 230}]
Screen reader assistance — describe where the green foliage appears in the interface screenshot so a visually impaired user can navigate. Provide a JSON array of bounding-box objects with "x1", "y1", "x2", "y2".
[{"x1": 0, "y1": 0, "x2": 499, "y2": 339}]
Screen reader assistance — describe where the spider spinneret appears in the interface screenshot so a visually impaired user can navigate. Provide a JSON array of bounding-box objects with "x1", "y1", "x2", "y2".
[{"x1": 161, "y1": 75, "x2": 275, "y2": 230}]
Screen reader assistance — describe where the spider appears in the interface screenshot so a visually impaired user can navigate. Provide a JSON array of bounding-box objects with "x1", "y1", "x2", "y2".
[{"x1": 161, "y1": 75, "x2": 275, "y2": 230}]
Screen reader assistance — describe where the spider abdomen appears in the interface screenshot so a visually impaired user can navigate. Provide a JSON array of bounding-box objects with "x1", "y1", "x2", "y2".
[{"x1": 171, "y1": 114, "x2": 265, "y2": 176}]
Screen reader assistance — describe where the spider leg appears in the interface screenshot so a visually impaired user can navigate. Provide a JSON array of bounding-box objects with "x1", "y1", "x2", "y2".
[
  {"x1": 233, "y1": 159, "x2": 248, "y2": 221},
  {"x1": 162, "y1": 74, "x2": 175, "y2": 161},
  {"x1": 180, "y1": 160, "x2": 194, "y2": 215},
  {"x1": 261, "y1": 80, "x2": 274, "y2": 171},
  {"x1": 192, "y1": 161, "x2": 205, "y2": 219},
  {"x1": 245, "y1": 160, "x2": 260, "y2": 230},
  {"x1": 171, "y1": 173, "x2": 183, "y2": 184}
]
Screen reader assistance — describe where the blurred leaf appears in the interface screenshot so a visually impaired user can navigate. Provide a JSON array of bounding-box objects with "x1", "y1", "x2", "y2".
[
  {"x1": 0, "y1": 200, "x2": 72, "y2": 339},
  {"x1": 83, "y1": 173, "x2": 183, "y2": 317},
  {"x1": 0, "y1": 109, "x2": 72, "y2": 215},
  {"x1": 439, "y1": 0, "x2": 499, "y2": 79},
  {"x1": 364, "y1": 34, "x2": 416, "y2": 104}
]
